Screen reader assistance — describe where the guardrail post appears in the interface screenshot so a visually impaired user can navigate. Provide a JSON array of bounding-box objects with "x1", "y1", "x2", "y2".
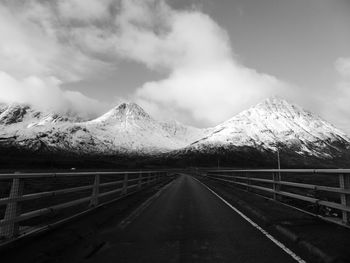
[
  {"x1": 273, "y1": 172, "x2": 281, "y2": 200},
  {"x1": 138, "y1": 172, "x2": 142, "y2": 189},
  {"x1": 0, "y1": 178, "x2": 24, "y2": 239},
  {"x1": 339, "y1": 173, "x2": 350, "y2": 224},
  {"x1": 147, "y1": 172, "x2": 151, "y2": 185},
  {"x1": 90, "y1": 174, "x2": 100, "y2": 207},
  {"x1": 122, "y1": 173, "x2": 128, "y2": 195},
  {"x1": 246, "y1": 172, "x2": 251, "y2": 191}
]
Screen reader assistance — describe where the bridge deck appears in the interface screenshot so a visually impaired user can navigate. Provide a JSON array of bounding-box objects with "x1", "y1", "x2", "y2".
[{"x1": 84, "y1": 174, "x2": 300, "y2": 263}]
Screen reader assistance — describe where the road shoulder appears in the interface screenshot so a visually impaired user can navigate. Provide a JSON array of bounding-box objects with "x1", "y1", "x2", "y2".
[{"x1": 195, "y1": 175, "x2": 350, "y2": 263}]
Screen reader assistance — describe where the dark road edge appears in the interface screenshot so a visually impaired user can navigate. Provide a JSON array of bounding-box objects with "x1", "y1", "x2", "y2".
[{"x1": 191, "y1": 175, "x2": 307, "y2": 263}]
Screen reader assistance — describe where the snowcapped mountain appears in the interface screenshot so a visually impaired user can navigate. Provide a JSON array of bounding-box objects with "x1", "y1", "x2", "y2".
[
  {"x1": 0, "y1": 103, "x2": 83, "y2": 127},
  {"x1": 0, "y1": 103, "x2": 96, "y2": 152},
  {"x1": 0, "y1": 98, "x2": 349, "y2": 164},
  {"x1": 0, "y1": 102, "x2": 204, "y2": 155},
  {"x1": 83, "y1": 102, "x2": 206, "y2": 153},
  {"x1": 184, "y1": 97, "x2": 350, "y2": 158}
]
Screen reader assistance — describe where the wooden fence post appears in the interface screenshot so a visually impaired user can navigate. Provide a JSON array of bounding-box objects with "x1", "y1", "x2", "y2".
[
  {"x1": 0, "y1": 178, "x2": 24, "y2": 239},
  {"x1": 122, "y1": 173, "x2": 128, "y2": 195},
  {"x1": 246, "y1": 172, "x2": 251, "y2": 191},
  {"x1": 90, "y1": 174, "x2": 100, "y2": 207},
  {"x1": 138, "y1": 172, "x2": 142, "y2": 190},
  {"x1": 273, "y1": 172, "x2": 281, "y2": 200},
  {"x1": 339, "y1": 174, "x2": 350, "y2": 224},
  {"x1": 147, "y1": 172, "x2": 151, "y2": 185}
]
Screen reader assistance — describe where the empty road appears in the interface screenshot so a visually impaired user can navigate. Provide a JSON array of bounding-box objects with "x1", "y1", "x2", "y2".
[{"x1": 84, "y1": 174, "x2": 301, "y2": 263}]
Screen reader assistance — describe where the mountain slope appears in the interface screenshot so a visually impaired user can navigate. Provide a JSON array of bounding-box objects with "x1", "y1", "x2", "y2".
[
  {"x1": 1, "y1": 98, "x2": 350, "y2": 167},
  {"x1": 84, "y1": 102, "x2": 205, "y2": 153},
  {"x1": 0, "y1": 103, "x2": 100, "y2": 153},
  {"x1": 183, "y1": 97, "x2": 350, "y2": 158},
  {"x1": 0, "y1": 102, "x2": 205, "y2": 155}
]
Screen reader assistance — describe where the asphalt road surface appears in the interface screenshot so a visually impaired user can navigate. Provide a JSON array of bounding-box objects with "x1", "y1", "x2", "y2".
[{"x1": 84, "y1": 174, "x2": 300, "y2": 263}]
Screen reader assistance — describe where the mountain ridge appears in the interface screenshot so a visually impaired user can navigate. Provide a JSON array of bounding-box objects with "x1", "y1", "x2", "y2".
[
  {"x1": 0, "y1": 102, "x2": 204, "y2": 155},
  {"x1": 183, "y1": 97, "x2": 350, "y2": 158},
  {"x1": 0, "y1": 97, "x2": 349, "y2": 167}
]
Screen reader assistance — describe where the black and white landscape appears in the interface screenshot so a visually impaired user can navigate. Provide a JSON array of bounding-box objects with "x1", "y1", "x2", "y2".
[{"x1": 2, "y1": 1, "x2": 350, "y2": 263}]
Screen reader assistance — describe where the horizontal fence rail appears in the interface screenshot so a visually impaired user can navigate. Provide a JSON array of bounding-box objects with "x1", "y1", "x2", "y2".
[
  {"x1": 196, "y1": 169, "x2": 350, "y2": 227},
  {"x1": 0, "y1": 170, "x2": 170, "y2": 242}
]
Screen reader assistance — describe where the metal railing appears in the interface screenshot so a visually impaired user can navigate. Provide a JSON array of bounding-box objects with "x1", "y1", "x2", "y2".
[
  {"x1": 197, "y1": 169, "x2": 350, "y2": 227},
  {"x1": 0, "y1": 170, "x2": 169, "y2": 241}
]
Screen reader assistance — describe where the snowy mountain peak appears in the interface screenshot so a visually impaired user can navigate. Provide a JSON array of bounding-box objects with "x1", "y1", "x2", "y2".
[
  {"x1": 116, "y1": 102, "x2": 151, "y2": 119},
  {"x1": 253, "y1": 96, "x2": 306, "y2": 118},
  {"x1": 188, "y1": 97, "x2": 350, "y2": 158},
  {"x1": 90, "y1": 102, "x2": 152, "y2": 125}
]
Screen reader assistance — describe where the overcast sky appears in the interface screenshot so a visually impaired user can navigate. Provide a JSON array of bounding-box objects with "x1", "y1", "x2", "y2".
[{"x1": 0, "y1": 0, "x2": 349, "y2": 132}]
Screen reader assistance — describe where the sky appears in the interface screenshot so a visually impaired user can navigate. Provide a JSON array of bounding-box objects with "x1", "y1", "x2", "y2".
[{"x1": 0, "y1": 0, "x2": 349, "y2": 131}]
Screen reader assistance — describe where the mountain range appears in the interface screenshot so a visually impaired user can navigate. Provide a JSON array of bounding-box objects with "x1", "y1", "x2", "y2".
[{"x1": 0, "y1": 97, "x2": 349, "y2": 168}]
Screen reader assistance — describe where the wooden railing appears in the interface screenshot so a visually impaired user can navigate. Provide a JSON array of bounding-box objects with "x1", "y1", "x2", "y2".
[
  {"x1": 0, "y1": 171, "x2": 170, "y2": 241},
  {"x1": 197, "y1": 169, "x2": 350, "y2": 227}
]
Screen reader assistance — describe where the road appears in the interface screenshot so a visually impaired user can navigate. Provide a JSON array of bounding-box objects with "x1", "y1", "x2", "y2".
[{"x1": 84, "y1": 174, "x2": 300, "y2": 263}]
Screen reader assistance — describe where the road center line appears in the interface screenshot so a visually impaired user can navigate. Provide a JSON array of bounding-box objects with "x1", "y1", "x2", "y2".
[{"x1": 192, "y1": 176, "x2": 307, "y2": 263}]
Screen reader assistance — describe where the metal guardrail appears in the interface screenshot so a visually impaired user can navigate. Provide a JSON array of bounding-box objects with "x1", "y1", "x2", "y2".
[
  {"x1": 0, "y1": 170, "x2": 169, "y2": 241},
  {"x1": 197, "y1": 169, "x2": 350, "y2": 227}
]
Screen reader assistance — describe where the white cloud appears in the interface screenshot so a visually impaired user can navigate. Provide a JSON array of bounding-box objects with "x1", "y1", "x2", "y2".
[
  {"x1": 57, "y1": 0, "x2": 113, "y2": 21},
  {"x1": 0, "y1": 2, "x2": 108, "y2": 81},
  {"x1": 110, "y1": 0, "x2": 288, "y2": 125},
  {"x1": 0, "y1": 71, "x2": 106, "y2": 119},
  {"x1": 335, "y1": 57, "x2": 350, "y2": 78},
  {"x1": 303, "y1": 57, "x2": 350, "y2": 134},
  {"x1": 322, "y1": 57, "x2": 350, "y2": 132},
  {"x1": 0, "y1": 0, "x2": 291, "y2": 125},
  {"x1": 0, "y1": 1, "x2": 110, "y2": 117},
  {"x1": 137, "y1": 64, "x2": 285, "y2": 124}
]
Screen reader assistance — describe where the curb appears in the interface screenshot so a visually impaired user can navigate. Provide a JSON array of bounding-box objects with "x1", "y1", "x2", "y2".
[{"x1": 197, "y1": 176, "x2": 345, "y2": 263}]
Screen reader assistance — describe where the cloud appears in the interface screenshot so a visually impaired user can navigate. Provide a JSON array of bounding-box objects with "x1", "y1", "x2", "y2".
[
  {"x1": 137, "y1": 64, "x2": 285, "y2": 124},
  {"x1": 109, "y1": 0, "x2": 288, "y2": 125},
  {"x1": 0, "y1": 2, "x2": 108, "y2": 81},
  {"x1": 57, "y1": 0, "x2": 114, "y2": 21},
  {"x1": 3, "y1": 0, "x2": 343, "y2": 131},
  {"x1": 322, "y1": 57, "x2": 350, "y2": 132},
  {"x1": 0, "y1": 71, "x2": 106, "y2": 119},
  {"x1": 0, "y1": 0, "x2": 292, "y2": 125},
  {"x1": 0, "y1": 0, "x2": 111, "y2": 117},
  {"x1": 335, "y1": 57, "x2": 350, "y2": 78}
]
